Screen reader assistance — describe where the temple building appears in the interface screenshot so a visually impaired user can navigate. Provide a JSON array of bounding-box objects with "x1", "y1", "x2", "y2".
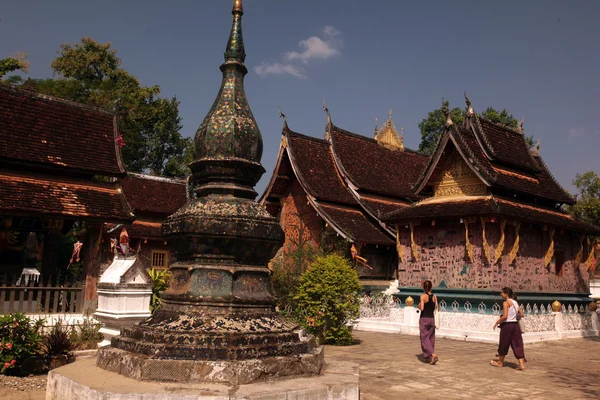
[
  {"x1": 114, "y1": 173, "x2": 187, "y2": 270},
  {"x1": 261, "y1": 110, "x2": 428, "y2": 279},
  {"x1": 0, "y1": 85, "x2": 134, "y2": 303},
  {"x1": 383, "y1": 95, "x2": 600, "y2": 292}
]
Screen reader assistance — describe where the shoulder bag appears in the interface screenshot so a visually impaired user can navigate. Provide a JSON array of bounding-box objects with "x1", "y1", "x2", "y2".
[
  {"x1": 434, "y1": 296, "x2": 440, "y2": 329},
  {"x1": 513, "y1": 301, "x2": 525, "y2": 333}
]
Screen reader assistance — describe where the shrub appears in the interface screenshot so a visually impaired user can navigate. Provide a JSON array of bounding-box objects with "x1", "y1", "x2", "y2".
[
  {"x1": 0, "y1": 313, "x2": 45, "y2": 375},
  {"x1": 148, "y1": 268, "x2": 171, "y2": 312},
  {"x1": 69, "y1": 317, "x2": 103, "y2": 349},
  {"x1": 44, "y1": 320, "x2": 74, "y2": 359},
  {"x1": 293, "y1": 255, "x2": 362, "y2": 345}
]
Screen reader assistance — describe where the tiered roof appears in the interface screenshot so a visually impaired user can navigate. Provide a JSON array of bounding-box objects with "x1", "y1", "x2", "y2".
[
  {"x1": 385, "y1": 96, "x2": 599, "y2": 234},
  {"x1": 261, "y1": 113, "x2": 430, "y2": 245},
  {"x1": 120, "y1": 173, "x2": 188, "y2": 239},
  {"x1": 0, "y1": 85, "x2": 133, "y2": 222}
]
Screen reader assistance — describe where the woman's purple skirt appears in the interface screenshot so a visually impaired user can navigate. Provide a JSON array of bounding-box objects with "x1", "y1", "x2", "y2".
[{"x1": 419, "y1": 317, "x2": 436, "y2": 358}]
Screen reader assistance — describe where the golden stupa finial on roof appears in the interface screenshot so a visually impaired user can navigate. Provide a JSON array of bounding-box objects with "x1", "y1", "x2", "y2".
[{"x1": 375, "y1": 109, "x2": 404, "y2": 151}]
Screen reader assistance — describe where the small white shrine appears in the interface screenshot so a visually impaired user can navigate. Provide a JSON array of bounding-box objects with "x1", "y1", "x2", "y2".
[{"x1": 94, "y1": 243, "x2": 152, "y2": 347}]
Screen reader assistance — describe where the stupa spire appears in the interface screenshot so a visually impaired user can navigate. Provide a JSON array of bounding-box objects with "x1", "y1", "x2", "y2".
[
  {"x1": 192, "y1": 0, "x2": 263, "y2": 199},
  {"x1": 225, "y1": 0, "x2": 246, "y2": 63}
]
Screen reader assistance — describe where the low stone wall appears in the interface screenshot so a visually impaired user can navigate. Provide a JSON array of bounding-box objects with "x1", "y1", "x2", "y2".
[{"x1": 355, "y1": 296, "x2": 600, "y2": 344}]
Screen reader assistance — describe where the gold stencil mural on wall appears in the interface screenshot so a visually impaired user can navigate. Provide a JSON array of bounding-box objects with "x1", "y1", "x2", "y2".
[{"x1": 433, "y1": 151, "x2": 486, "y2": 197}]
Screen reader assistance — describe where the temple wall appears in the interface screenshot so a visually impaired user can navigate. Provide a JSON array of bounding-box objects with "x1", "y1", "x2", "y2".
[
  {"x1": 397, "y1": 221, "x2": 588, "y2": 293},
  {"x1": 279, "y1": 180, "x2": 324, "y2": 256}
]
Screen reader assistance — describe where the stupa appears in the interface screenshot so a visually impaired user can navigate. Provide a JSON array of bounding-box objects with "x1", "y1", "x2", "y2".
[{"x1": 97, "y1": 0, "x2": 323, "y2": 385}]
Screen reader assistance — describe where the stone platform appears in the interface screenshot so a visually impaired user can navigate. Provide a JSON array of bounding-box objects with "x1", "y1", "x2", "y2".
[{"x1": 46, "y1": 357, "x2": 359, "y2": 400}]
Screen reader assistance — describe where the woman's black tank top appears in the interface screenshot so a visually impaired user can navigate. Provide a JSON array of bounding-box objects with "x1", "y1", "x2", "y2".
[{"x1": 421, "y1": 293, "x2": 435, "y2": 318}]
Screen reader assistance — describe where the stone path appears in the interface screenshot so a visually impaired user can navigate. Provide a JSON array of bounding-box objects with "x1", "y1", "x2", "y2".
[
  {"x1": 5, "y1": 331, "x2": 600, "y2": 399},
  {"x1": 326, "y1": 331, "x2": 600, "y2": 399}
]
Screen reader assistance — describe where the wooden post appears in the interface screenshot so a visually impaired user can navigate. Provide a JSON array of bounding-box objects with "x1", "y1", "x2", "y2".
[
  {"x1": 82, "y1": 223, "x2": 103, "y2": 310},
  {"x1": 42, "y1": 217, "x2": 64, "y2": 283}
]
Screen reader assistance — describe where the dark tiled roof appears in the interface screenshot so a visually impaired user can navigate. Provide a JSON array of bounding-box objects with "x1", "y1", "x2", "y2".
[
  {"x1": 475, "y1": 118, "x2": 538, "y2": 172},
  {"x1": 317, "y1": 202, "x2": 393, "y2": 245},
  {"x1": 121, "y1": 174, "x2": 187, "y2": 216},
  {"x1": 286, "y1": 129, "x2": 356, "y2": 205},
  {"x1": 359, "y1": 195, "x2": 410, "y2": 218},
  {"x1": 0, "y1": 85, "x2": 124, "y2": 176},
  {"x1": 383, "y1": 197, "x2": 496, "y2": 221},
  {"x1": 383, "y1": 195, "x2": 599, "y2": 234},
  {"x1": 0, "y1": 171, "x2": 133, "y2": 222},
  {"x1": 127, "y1": 220, "x2": 164, "y2": 240},
  {"x1": 329, "y1": 126, "x2": 428, "y2": 199}
]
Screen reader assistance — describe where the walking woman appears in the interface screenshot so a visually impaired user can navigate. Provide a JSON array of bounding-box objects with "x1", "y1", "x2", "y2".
[
  {"x1": 491, "y1": 287, "x2": 526, "y2": 370},
  {"x1": 418, "y1": 280, "x2": 439, "y2": 365}
]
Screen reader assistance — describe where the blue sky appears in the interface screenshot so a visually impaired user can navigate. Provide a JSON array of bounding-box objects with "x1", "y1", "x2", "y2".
[{"x1": 2, "y1": 0, "x2": 599, "y2": 195}]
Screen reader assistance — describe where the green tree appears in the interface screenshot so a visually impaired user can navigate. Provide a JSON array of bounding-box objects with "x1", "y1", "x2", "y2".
[
  {"x1": 0, "y1": 52, "x2": 29, "y2": 80},
  {"x1": 568, "y1": 171, "x2": 600, "y2": 227},
  {"x1": 7, "y1": 38, "x2": 190, "y2": 177},
  {"x1": 418, "y1": 103, "x2": 535, "y2": 155}
]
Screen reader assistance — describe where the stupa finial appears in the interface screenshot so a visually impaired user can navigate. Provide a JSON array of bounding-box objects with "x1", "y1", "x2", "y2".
[{"x1": 225, "y1": 0, "x2": 246, "y2": 63}]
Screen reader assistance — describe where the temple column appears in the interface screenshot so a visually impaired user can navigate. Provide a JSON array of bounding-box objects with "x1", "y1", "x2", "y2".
[
  {"x1": 82, "y1": 223, "x2": 103, "y2": 308},
  {"x1": 42, "y1": 217, "x2": 64, "y2": 284}
]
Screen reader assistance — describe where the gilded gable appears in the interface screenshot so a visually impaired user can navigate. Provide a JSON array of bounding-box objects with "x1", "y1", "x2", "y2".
[{"x1": 433, "y1": 150, "x2": 487, "y2": 197}]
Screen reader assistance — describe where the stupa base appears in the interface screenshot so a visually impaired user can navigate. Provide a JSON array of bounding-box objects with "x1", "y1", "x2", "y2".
[
  {"x1": 46, "y1": 356, "x2": 359, "y2": 400},
  {"x1": 97, "y1": 346, "x2": 324, "y2": 385}
]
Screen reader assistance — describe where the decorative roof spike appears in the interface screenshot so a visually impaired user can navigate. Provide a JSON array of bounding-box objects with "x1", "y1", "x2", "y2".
[
  {"x1": 374, "y1": 117, "x2": 379, "y2": 138},
  {"x1": 464, "y1": 92, "x2": 475, "y2": 117},
  {"x1": 518, "y1": 116, "x2": 525, "y2": 133},
  {"x1": 224, "y1": 0, "x2": 246, "y2": 63},
  {"x1": 442, "y1": 96, "x2": 453, "y2": 127},
  {"x1": 532, "y1": 138, "x2": 541, "y2": 155},
  {"x1": 323, "y1": 98, "x2": 331, "y2": 129},
  {"x1": 277, "y1": 105, "x2": 288, "y2": 130}
]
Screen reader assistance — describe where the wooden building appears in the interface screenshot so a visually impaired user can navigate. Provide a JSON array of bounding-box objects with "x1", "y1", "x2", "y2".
[
  {"x1": 261, "y1": 111, "x2": 428, "y2": 278},
  {"x1": 383, "y1": 96, "x2": 600, "y2": 292},
  {"x1": 0, "y1": 85, "x2": 134, "y2": 304},
  {"x1": 116, "y1": 173, "x2": 187, "y2": 271}
]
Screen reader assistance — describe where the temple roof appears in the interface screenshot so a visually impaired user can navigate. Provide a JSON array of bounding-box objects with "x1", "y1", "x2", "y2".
[
  {"x1": 414, "y1": 100, "x2": 574, "y2": 206},
  {"x1": 328, "y1": 124, "x2": 428, "y2": 200},
  {"x1": 261, "y1": 123, "x2": 394, "y2": 245},
  {"x1": 0, "y1": 85, "x2": 125, "y2": 177},
  {"x1": 0, "y1": 170, "x2": 134, "y2": 222},
  {"x1": 382, "y1": 195, "x2": 600, "y2": 235},
  {"x1": 121, "y1": 173, "x2": 187, "y2": 216}
]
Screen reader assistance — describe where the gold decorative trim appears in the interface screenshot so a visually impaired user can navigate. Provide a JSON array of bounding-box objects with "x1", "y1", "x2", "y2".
[
  {"x1": 481, "y1": 217, "x2": 491, "y2": 264},
  {"x1": 409, "y1": 222, "x2": 419, "y2": 261},
  {"x1": 494, "y1": 219, "x2": 507, "y2": 264},
  {"x1": 465, "y1": 221, "x2": 473, "y2": 262},
  {"x1": 586, "y1": 238, "x2": 597, "y2": 271},
  {"x1": 574, "y1": 235, "x2": 584, "y2": 269},
  {"x1": 509, "y1": 221, "x2": 521, "y2": 265},
  {"x1": 544, "y1": 227, "x2": 556, "y2": 268},
  {"x1": 395, "y1": 224, "x2": 403, "y2": 263}
]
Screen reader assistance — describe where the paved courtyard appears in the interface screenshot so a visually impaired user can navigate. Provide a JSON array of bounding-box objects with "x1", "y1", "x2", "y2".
[
  {"x1": 3, "y1": 331, "x2": 600, "y2": 399},
  {"x1": 327, "y1": 331, "x2": 600, "y2": 399}
]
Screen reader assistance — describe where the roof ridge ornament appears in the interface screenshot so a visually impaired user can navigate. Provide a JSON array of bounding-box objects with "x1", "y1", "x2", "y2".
[
  {"x1": 517, "y1": 116, "x2": 525, "y2": 133},
  {"x1": 532, "y1": 138, "x2": 541, "y2": 155},
  {"x1": 442, "y1": 96, "x2": 453, "y2": 127},
  {"x1": 464, "y1": 92, "x2": 475, "y2": 117},
  {"x1": 374, "y1": 117, "x2": 379, "y2": 137},
  {"x1": 277, "y1": 105, "x2": 288, "y2": 130},
  {"x1": 323, "y1": 98, "x2": 331, "y2": 129}
]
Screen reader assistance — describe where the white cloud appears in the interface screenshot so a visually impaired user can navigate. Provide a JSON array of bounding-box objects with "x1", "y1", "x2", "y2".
[
  {"x1": 254, "y1": 26, "x2": 342, "y2": 78},
  {"x1": 285, "y1": 26, "x2": 342, "y2": 64},
  {"x1": 254, "y1": 63, "x2": 307, "y2": 79},
  {"x1": 568, "y1": 128, "x2": 583, "y2": 137}
]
